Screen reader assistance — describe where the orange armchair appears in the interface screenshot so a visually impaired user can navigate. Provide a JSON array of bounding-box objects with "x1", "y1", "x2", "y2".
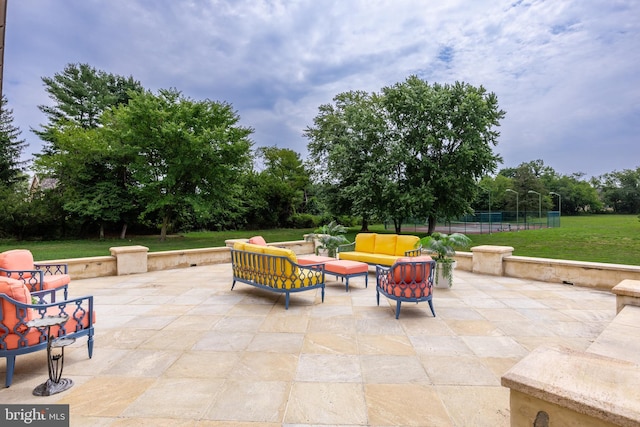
[
  {"x1": 0, "y1": 276, "x2": 95, "y2": 387},
  {"x1": 0, "y1": 250, "x2": 70, "y2": 299},
  {"x1": 376, "y1": 256, "x2": 436, "y2": 319}
]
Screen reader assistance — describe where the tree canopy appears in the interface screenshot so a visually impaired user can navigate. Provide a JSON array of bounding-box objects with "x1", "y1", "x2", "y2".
[
  {"x1": 0, "y1": 96, "x2": 27, "y2": 188},
  {"x1": 3, "y1": 63, "x2": 638, "y2": 241},
  {"x1": 103, "y1": 89, "x2": 254, "y2": 239},
  {"x1": 35, "y1": 62, "x2": 143, "y2": 153},
  {"x1": 306, "y1": 76, "x2": 505, "y2": 233}
]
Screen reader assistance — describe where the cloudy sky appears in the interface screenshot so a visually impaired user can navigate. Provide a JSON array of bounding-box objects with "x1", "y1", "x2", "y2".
[{"x1": 4, "y1": 0, "x2": 639, "y2": 178}]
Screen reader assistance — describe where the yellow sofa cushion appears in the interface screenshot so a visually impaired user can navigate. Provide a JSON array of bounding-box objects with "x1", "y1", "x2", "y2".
[
  {"x1": 244, "y1": 243, "x2": 266, "y2": 254},
  {"x1": 395, "y1": 235, "x2": 420, "y2": 256},
  {"x1": 262, "y1": 246, "x2": 297, "y2": 263},
  {"x1": 354, "y1": 233, "x2": 377, "y2": 253},
  {"x1": 374, "y1": 234, "x2": 397, "y2": 256},
  {"x1": 339, "y1": 251, "x2": 398, "y2": 266}
]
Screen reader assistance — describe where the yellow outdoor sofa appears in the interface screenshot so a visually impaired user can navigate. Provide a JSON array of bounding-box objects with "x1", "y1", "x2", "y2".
[
  {"x1": 337, "y1": 233, "x2": 422, "y2": 266},
  {"x1": 230, "y1": 241, "x2": 325, "y2": 309}
]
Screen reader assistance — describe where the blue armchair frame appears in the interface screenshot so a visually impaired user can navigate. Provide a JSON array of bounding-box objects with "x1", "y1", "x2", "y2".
[
  {"x1": 376, "y1": 259, "x2": 436, "y2": 319},
  {"x1": 0, "y1": 287, "x2": 94, "y2": 387}
]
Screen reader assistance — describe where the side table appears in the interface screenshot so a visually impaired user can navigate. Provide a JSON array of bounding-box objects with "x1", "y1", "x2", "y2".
[{"x1": 27, "y1": 315, "x2": 76, "y2": 396}]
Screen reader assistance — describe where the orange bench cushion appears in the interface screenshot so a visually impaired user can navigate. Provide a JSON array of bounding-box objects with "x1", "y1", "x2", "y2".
[{"x1": 325, "y1": 260, "x2": 368, "y2": 275}]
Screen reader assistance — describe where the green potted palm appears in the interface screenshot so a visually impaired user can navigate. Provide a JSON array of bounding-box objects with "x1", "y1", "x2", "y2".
[
  {"x1": 417, "y1": 232, "x2": 471, "y2": 288},
  {"x1": 305, "y1": 221, "x2": 349, "y2": 258}
]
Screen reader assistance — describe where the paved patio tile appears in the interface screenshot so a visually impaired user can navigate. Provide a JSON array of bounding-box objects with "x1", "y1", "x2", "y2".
[{"x1": 0, "y1": 264, "x2": 618, "y2": 426}]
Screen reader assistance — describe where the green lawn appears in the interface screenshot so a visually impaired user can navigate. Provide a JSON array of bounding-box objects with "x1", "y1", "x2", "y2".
[
  {"x1": 0, "y1": 229, "x2": 315, "y2": 262},
  {"x1": 460, "y1": 214, "x2": 640, "y2": 265},
  {"x1": 1, "y1": 215, "x2": 638, "y2": 266}
]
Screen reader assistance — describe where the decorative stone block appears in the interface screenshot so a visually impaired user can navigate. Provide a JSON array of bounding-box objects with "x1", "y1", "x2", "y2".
[
  {"x1": 109, "y1": 245, "x2": 149, "y2": 275},
  {"x1": 612, "y1": 279, "x2": 640, "y2": 314},
  {"x1": 471, "y1": 245, "x2": 514, "y2": 276},
  {"x1": 502, "y1": 345, "x2": 640, "y2": 427}
]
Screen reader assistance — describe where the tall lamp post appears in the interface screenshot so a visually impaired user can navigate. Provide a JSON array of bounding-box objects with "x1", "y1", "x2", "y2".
[
  {"x1": 479, "y1": 186, "x2": 492, "y2": 234},
  {"x1": 506, "y1": 189, "x2": 518, "y2": 231},
  {"x1": 550, "y1": 191, "x2": 561, "y2": 227},
  {"x1": 549, "y1": 191, "x2": 561, "y2": 217},
  {"x1": 528, "y1": 190, "x2": 541, "y2": 220}
]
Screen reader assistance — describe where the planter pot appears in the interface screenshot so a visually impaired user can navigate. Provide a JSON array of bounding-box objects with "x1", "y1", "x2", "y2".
[
  {"x1": 317, "y1": 248, "x2": 330, "y2": 257},
  {"x1": 434, "y1": 260, "x2": 456, "y2": 289}
]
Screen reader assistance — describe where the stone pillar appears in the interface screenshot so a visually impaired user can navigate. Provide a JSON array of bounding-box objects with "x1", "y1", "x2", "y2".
[
  {"x1": 471, "y1": 245, "x2": 514, "y2": 276},
  {"x1": 109, "y1": 245, "x2": 149, "y2": 275},
  {"x1": 612, "y1": 279, "x2": 640, "y2": 314}
]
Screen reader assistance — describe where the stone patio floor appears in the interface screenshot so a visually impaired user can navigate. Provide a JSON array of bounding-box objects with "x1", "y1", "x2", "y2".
[{"x1": 0, "y1": 264, "x2": 617, "y2": 426}]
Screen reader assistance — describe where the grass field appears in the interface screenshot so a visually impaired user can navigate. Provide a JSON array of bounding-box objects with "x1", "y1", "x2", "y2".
[{"x1": 0, "y1": 215, "x2": 638, "y2": 266}]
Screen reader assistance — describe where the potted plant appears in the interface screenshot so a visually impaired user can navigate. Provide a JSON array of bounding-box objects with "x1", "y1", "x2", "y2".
[
  {"x1": 305, "y1": 221, "x2": 350, "y2": 258},
  {"x1": 417, "y1": 232, "x2": 471, "y2": 288}
]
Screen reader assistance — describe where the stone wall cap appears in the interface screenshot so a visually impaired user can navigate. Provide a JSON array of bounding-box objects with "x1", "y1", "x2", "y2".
[
  {"x1": 109, "y1": 245, "x2": 149, "y2": 255},
  {"x1": 502, "y1": 345, "x2": 640, "y2": 426},
  {"x1": 470, "y1": 245, "x2": 514, "y2": 253},
  {"x1": 613, "y1": 279, "x2": 640, "y2": 298}
]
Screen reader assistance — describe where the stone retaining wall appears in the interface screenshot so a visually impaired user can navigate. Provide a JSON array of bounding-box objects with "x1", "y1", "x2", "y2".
[{"x1": 43, "y1": 241, "x2": 640, "y2": 291}]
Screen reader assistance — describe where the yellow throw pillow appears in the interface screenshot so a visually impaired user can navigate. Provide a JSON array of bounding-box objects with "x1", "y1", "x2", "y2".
[
  {"x1": 395, "y1": 235, "x2": 420, "y2": 256},
  {"x1": 374, "y1": 234, "x2": 397, "y2": 256},
  {"x1": 354, "y1": 233, "x2": 377, "y2": 253}
]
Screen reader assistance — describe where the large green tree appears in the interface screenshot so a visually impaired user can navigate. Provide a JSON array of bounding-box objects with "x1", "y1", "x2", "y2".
[
  {"x1": 34, "y1": 125, "x2": 136, "y2": 239},
  {"x1": 0, "y1": 96, "x2": 31, "y2": 239},
  {"x1": 597, "y1": 167, "x2": 640, "y2": 214},
  {"x1": 241, "y1": 146, "x2": 312, "y2": 228},
  {"x1": 35, "y1": 63, "x2": 143, "y2": 152},
  {"x1": 104, "y1": 89, "x2": 253, "y2": 239},
  {"x1": 305, "y1": 90, "x2": 389, "y2": 231},
  {"x1": 382, "y1": 77, "x2": 505, "y2": 232},
  {"x1": 0, "y1": 96, "x2": 28, "y2": 187},
  {"x1": 33, "y1": 64, "x2": 143, "y2": 238}
]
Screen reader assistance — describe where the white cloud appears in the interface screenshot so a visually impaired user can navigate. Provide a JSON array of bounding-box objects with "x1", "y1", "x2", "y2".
[{"x1": 4, "y1": 0, "x2": 640, "y2": 177}]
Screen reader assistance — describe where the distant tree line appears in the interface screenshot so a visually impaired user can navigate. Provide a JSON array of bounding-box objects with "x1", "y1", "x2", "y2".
[{"x1": 0, "y1": 63, "x2": 638, "y2": 240}]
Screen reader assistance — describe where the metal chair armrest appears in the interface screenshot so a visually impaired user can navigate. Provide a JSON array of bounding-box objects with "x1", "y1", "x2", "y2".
[{"x1": 35, "y1": 263, "x2": 69, "y2": 275}]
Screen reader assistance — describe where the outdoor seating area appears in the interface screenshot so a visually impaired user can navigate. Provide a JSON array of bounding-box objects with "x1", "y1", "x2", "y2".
[{"x1": 0, "y1": 262, "x2": 623, "y2": 425}]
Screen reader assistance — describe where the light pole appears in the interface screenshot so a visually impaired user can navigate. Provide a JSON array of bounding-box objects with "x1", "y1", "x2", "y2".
[
  {"x1": 479, "y1": 186, "x2": 492, "y2": 234},
  {"x1": 528, "y1": 190, "x2": 541, "y2": 219},
  {"x1": 550, "y1": 191, "x2": 561, "y2": 227},
  {"x1": 506, "y1": 189, "x2": 518, "y2": 230},
  {"x1": 549, "y1": 192, "x2": 561, "y2": 217}
]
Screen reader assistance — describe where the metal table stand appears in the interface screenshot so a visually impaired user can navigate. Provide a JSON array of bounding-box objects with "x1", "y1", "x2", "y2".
[{"x1": 27, "y1": 315, "x2": 76, "y2": 396}]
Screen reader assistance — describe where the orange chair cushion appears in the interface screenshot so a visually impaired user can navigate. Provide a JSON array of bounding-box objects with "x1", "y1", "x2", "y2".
[
  {"x1": 42, "y1": 274, "x2": 71, "y2": 290},
  {"x1": 0, "y1": 249, "x2": 36, "y2": 278},
  {"x1": 1, "y1": 306, "x2": 95, "y2": 351},
  {"x1": 0, "y1": 277, "x2": 34, "y2": 333},
  {"x1": 248, "y1": 236, "x2": 267, "y2": 246},
  {"x1": 392, "y1": 256, "x2": 433, "y2": 283},
  {"x1": 383, "y1": 256, "x2": 434, "y2": 299}
]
